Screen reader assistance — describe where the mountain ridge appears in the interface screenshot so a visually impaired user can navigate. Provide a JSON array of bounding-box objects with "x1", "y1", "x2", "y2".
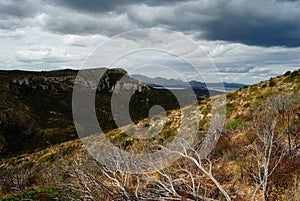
[{"x1": 131, "y1": 73, "x2": 246, "y2": 91}]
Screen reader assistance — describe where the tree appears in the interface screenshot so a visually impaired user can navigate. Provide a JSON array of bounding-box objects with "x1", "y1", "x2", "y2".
[
  {"x1": 266, "y1": 93, "x2": 300, "y2": 154},
  {"x1": 51, "y1": 130, "x2": 231, "y2": 200},
  {"x1": 250, "y1": 93, "x2": 299, "y2": 201},
  {"x1": 153, "y1": 135, "x2": 231, "y2": 201}
]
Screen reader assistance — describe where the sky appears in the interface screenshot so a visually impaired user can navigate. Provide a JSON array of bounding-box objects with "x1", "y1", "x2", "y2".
[{"x1": 0, "y1": 0, "x2": 300, "y2": 84}]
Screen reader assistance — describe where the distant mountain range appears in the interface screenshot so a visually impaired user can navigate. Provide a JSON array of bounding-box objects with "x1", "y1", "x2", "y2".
[{"x1": 131, "y1": 74, "x2": 246, "y2": 92}]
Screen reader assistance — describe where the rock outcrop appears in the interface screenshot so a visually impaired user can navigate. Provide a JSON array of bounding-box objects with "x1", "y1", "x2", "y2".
[{"x1": 8, "y1": 68, "x2": 145, "y2": 94}]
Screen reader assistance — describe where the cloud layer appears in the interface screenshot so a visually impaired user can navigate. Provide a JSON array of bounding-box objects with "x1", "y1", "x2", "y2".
[
  {"x1": 0, "y1": 0, "x2": 299, "y2": 84},
  {"x1": 2, "y1": 0, "x2": 300, "y2": 47}
]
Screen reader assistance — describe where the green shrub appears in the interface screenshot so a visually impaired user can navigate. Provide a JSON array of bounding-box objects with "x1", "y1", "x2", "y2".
[
  {"x1": 290, "y1": 70, "x2": 300, "y2": 79},
  {"x1": 283, "y1": 76, "x2": 293, "y2": 83},
  {"x1": 1, "y1": 187, "x2": 59, "y2": 200},
  {"x1": 165, "y1": 121, "x2": 172, "y2": 127},
  {"x1": 224, "y1": 118, "x2": 245, "y2": 130},
  {"x1": 296, "y1": 83, "x2": 300, "y2": 90},
  {"x1": 264, "y1": 89, "x2": 273, "y2": 97},
  {"x1": 22, "y1": 162, "x2": 34, "y2": 169},
  {"x1": 63, "y1": 146, "x2": 75, "y2": 155},
  {"x1": 269, "y1": 78, "x2": 276, "y2": 87},
  {"x1": 122, "y1": 140, "x2": 132, "y2": 150},
  {"x1": 162, "y1": 130, "x2": 171, "y2": 139},
  {"x1": 284, "y1": 71, "x2": 291, "y2": 76},
  {"x1": 227, "y1": 92, "x2": 238, "y2": 100},
  {"x1": 256, "y1": 94, "x2": 263, "y2": 100},
  {"x1": 243, "y1": 102, "x2": 250, "y2": 108},
  {"x1": 253, "y1": 101, "x2": 261, "y2": 108},
  {"x1": 249, "y1": 86, "x2": 257, "y2": 92},
  {"x1": 284, "y1": 70, "x2": 300, "y2": 82},
  {"x1": 226, "y1": 103, "x2": 233, "y2": 115},
  {"x1": 201, "y1": 107, "x2": 209, "y2": 116},
  {"x1": 45, "y1": 154, "x2": 55, "y2": 162},
  {"x1": 198, "y1": 118, "x2": 208, "y2": 130},
  {"x1": 115, "y1": 132, "x2": 128, "y2": 141}
]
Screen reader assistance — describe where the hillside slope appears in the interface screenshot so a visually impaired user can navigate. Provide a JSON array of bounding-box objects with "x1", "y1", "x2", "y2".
[{"x1": 0, "y1": 69, "x2": 299, "y2": 200}]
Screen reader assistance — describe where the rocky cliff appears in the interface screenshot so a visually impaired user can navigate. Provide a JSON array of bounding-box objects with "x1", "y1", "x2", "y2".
[{"x1": 8, "y1": 68, "x2": 144, "y2": 94}]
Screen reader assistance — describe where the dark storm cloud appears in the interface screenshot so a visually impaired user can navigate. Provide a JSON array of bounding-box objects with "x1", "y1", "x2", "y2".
[
  {"x1": 48, "y1": 0, "x2": 186, "y2": 13},
  {"x1": 199, "y1": 2, "x2": 300, "y2": 47},
  {"x1": 1, "y1": 0, "x2": 300, "y2": 47},
  {"x1": 42, "y1": 0, "x2": 188, "y2": 36},
  {"x1": 0, "y1": 0, "x2": 39, "y2": 30},
  {"x1": 126, "y1": 0, "x2": 300, "y2": 47},
  {"x1": 0, "y1": 0, "x2": 38, "y2": 18},
  {"x1": 44, "y1": 12, "x2": 135, "y2": 36}
]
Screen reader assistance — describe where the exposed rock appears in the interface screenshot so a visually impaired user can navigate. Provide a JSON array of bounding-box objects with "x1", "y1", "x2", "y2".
[{"x1": 8, "y1": 68, "x2": 146, "y2": 94}]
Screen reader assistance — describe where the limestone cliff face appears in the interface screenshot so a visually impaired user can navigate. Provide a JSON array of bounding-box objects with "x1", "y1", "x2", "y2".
[
  {"x1": 10, "y1": 76, "x2": 74, "y2": 91},
  {"x1": 8, "y1": 68, "x2": 145, "y2": 94},
  {"x1": 111, "y1": 76, "x2": 144, "y2": 93}
]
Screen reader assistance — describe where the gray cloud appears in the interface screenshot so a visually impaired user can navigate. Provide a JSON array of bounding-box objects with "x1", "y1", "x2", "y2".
[
  {"x1": 44, "y1": 12, "x2": 136, "y2": 36},
  {"x1": 0, "y1": 0, "x2": 300, "y2": 84},
  {"x1": 0, "y1": 18, "x2": 26, "y2": 30},
  {"x1": 0, "y1": 0, "x2": 40, "y2": 31},
  {"x1": 0, "y1": 0, "x2": 38, "y2": 18},
  {"x1": 218, "y1": 66, "x2": 256, "y2": 74},
  {"x1": 48, "y1": 0, "x2": 187, "y2": 13},
  {"x1": 126, "y1": 0, "x2": 300, "y2": 47},
  {"x1": 3, "y1": 0, "x2": 297, "y2": 47},
  {"x1": 199, "y1": 0, "x2": 300, "y2": 47}
]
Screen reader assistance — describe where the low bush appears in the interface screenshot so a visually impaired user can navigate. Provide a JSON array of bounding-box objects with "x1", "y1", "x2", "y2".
[
  {"x1": 224, "y1": 118, "x2": 245, "y2": 130},
  {"x1": 162, "y1": 130, "x2": 171, "y2": 139}
]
